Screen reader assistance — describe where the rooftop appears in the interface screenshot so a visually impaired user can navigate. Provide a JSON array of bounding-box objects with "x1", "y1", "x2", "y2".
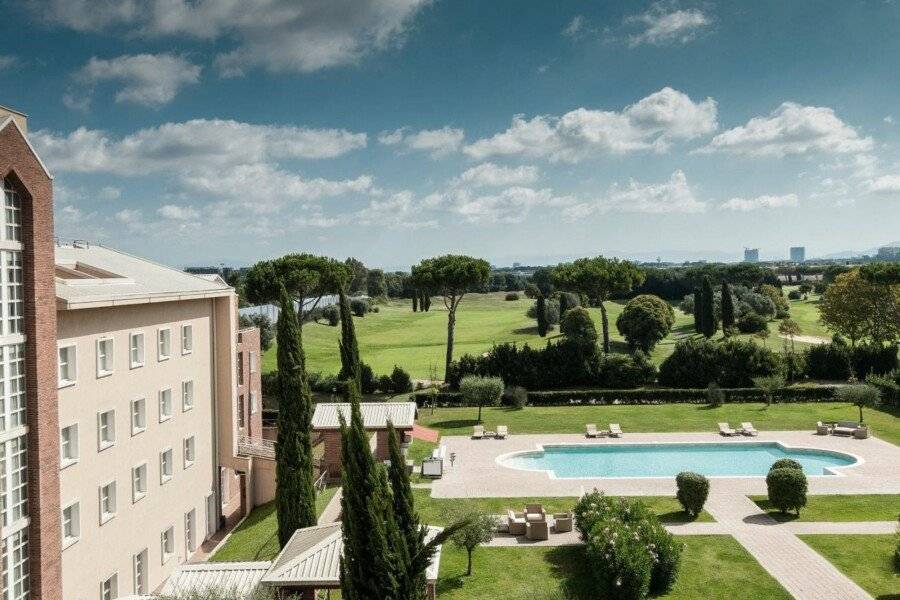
[
  {"x1": 55, "y1": 243, "x2": 233, "y2": 309},
  {"x1": 311, "y1": 401, "x2": 418, "y2": 430},
  {"x1": 159, "y1": 561, "x2": 271, "y2": 598}
]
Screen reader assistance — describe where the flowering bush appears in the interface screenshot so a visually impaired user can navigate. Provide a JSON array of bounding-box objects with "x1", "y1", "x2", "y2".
[{"x1": 586, "y1": 519, "x2": 652, "y2": 600}]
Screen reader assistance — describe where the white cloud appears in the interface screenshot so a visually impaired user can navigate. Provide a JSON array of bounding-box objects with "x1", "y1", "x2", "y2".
[
  {"x1": 355, "y1": 190, "x2": 438, "y2": 228},
  {"x1": 437, "y1": 186, "x2": 573, "y2": 224},
  {"x1": 99, "y1": 186, "x2": 122, "y2": 200},
  {"x1": 31, "y1": 119, "x2": 367, "y2": 174},
  {"x1": 454, "y1": 163, "x2": 539, "y2": 187},
  {"x1": 563, "y1": 15, "x2": 586, "y2": 38},
  {"x1": 865, "y1": 175, "x2": 900, "y2": 194},
  {"x1": 33, "y1": 0, "x2": 429, "y2": 75},
  {"x1": 699, "y1": 102, "x2": 873, "y2": 157},
  {"x1": 377, "y1": 128, "x2": 407, "y2": 145},
  {"x1": 73, "y1": 53, "x2": 201, "y2": 107},
  {"x1": 464, "y1": 87, "x2": 717, "y2": 162},
  {"x1": 626, "y1": 3, "x2": 710, "y2": 46},
  {"x1": 114, "y1": 208, "x2": 143, "y2": 228},
  {"x1": 720, "y1": 193, "x2": 799, "y2": 211},
  {"x1": 0, "y1": 55, "x2": 17, "y2": 70},
  {"x1": 563, "y1": 170, "x2": 706, "y2": 218},
  {"x1": 157, "y1": 204, "x2": 200, "y2": 220},
  {"x1": 379, "y1": 126, "x2": 465, "y2": 158},
  {"x1": 885, "y1": 115, "x2": 895, "y2": 125}
]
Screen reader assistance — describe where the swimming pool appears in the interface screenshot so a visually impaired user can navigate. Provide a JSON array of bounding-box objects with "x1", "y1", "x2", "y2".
[{"x1": 498, "y1": 442, "x2": 859, "y2": 478}]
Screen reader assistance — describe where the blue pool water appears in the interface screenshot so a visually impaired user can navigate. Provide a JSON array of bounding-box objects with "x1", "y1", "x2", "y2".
[{"x1": 499, "y1": 442, "x2": 857, "y2": 478}]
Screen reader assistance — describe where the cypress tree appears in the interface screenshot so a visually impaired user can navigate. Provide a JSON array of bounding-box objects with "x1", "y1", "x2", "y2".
[
  {"x1": 692, "y1": 286, "x2": 702, "y2": 333},
  {"x1": 700, "y1": 276, "x2": 717, "y2": 338},
  {"x1": 721, "y1": 281, "x2": 735, "y2": 335},
  {"x1": 386, "y1": 422, "x2": 427, "y2": 599},
  {"x1": 339, "y1": 384, "x2": 400, "y2": 600},
  {"x1": 338, "y1": 290, "x2": 361, "y2": 389},
  {"x1": 536, "y1": 295, "x2": 548, "y2": 336},
  {"x1": 275, "y1": 285, "x2": 317, "y2": 548},
  {"x1": 412, "y1": 293, "x2": 419, "y2": 312}
]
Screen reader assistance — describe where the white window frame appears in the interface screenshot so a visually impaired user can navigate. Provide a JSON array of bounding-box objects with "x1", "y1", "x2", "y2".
[
  {"x1": 132, "y1": 462, "x2": 148, "y2": 503},
  {"x1": 161, "y1": 526, "x2": 175, "y2": 563},
  {"x1": 131, "y1": 397, "x2": 146, "y2": 436},
  {"x1": 185, "y1": 508, "x2": 196, "y2": 554},
  {"x1": 97, "y1": 409, "x2": 116, "y2": 451},
  {"x1": 101, "y1": 573, "x2": 118, "y2": 600},
  {"x1": 182, "y1": 380, "x2": 194, "y2": 412},
  {"x1": 160, "y1": 448, "x2": 173, "y2": 484},
  {"x1": 60, "y1": 423, "x2": 79, "y2": 468},
  {"x1": 250, "y1": 391, "x2": 259, "y2": 415},
  {"x1": 61, "y1": 501, "x2": 81, "y2": 549},
  {"x1": 183, "y1": 436, "x2": 195, "y2": 468},
  {"x1": 159, "y1": 388, "x2": 173, "y2": 422},
  {"x1": 129, "y1": 332, "x2": 145, "y2": 369},
  {"x1": 99, "y1": 481, "x2": 117, "y2": 525},
  {"x1": 58, "y1": 343, "x2": 77, "y2": 388},
  {"x1": 249, "y1": 350, "x2": 257, "y2": 374},
  {"x1": 133, "y1": 549, "x2": 148, "y2": 595},
  {"x1": 96, "y1": 337, "x2": 114, "y2": 377},
  {"x1": 181, "y1": 323, "x2": 193, "y2": 355},
  {"x1": 157, "y1": 327, "x2": 171, "y2": 361}
]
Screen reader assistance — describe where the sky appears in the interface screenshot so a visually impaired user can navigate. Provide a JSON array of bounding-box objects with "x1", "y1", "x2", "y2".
[{"x1": 2, "y1": 0, "x2": 900, "y2": 270}]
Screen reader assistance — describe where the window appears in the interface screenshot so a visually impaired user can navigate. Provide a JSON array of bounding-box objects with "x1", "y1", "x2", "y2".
[
  {"x1": 131, "y1": 398, "x2": 146, "y2": 435},
  {"x1": 58, "y1": 344, "x2": 77, "y2": 387},
  {"x1": 60, "y1": 424, "x2": 79, "y2": 466},
  {"x1": 3, "y1": 251, "x2": 23, "y2": 335},
  {"x1": 62, "y1": 502, "x2": 80, "y2": 548},
  {"x1": 250, "y1": 351, "x2": 257, "y2": 373},
  {"x1": 185, "y1": 509, "x2": 197, "y2": 553},
  {"x1": 133, "y1": 549, "x2": 148, "y2": 595},
  {"x1": 182, "y1": 380, "x2": 194, "y2": 411},
  {"x1": 96, "y1": 338, "x2": 114, "y2": 377},
  {"x1": 237, "y1": 395, "x2": 245, "y2": 428},
  {"x1": 0, "y1": 344, "x2": 26, "y2": 433},
  {"x1": 183, "y1": 436, "x2": 195, "y2": 468},
  {"x1": 2, "y1": 529, "x2": 30, "y2": 600},
  {"x1": 181, "y1": 324, "x2": 193, "y2": 354},
  {"x1": 250, "y1": 391, "x2": 259, "y2": 415},
  {"x1": 157, "y1": 328, "x2": 171, "y2": 361},
  {"x1": 161, "y1": 526, "x2": 174, "y2": 563},
  {"x1": 99, "y1": 481, "x2": 117, "y2": 524},
  {"x1": 98, "y1": 410, "x2": 116, "y2": 449},
  {"x1": 160, "y1": 448, "x2": 173, "y2": 483},
  {"x1": 100, "y1": 573, "x2": 117, "y2": 600},
  {"x1": 2, "y1": 178, "x2": 21, "y2": 242},
  {"x1": 132, "y1": 463, "x2": 148, "y2": 502},
  {"x1": 158, "y1": 388, "x2": 172, "y2": 422},
  {"x1": 1, "y1": 435, "x2": 29, "y2": 528},
  {"x1": 237, "y1": 352, "x2": 244, "y2": 385},
  {"x1": 129, "y1": 332, "x2": 145, "y2": 368}
]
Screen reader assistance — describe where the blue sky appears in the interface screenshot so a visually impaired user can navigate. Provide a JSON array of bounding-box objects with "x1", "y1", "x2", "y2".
[{"x1": 2, "y1": 0, "x2": 900, "y2": 269}]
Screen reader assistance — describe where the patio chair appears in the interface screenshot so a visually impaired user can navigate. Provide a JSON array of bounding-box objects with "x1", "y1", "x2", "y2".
[
  {"x1": 526, "y1": 520, "x2": 549, "y2": 541},
  {"x1": 740, "y1": 422, "x2": 758, "y2": 436},
  {"x1": 585, "y1": 423, "x2": 600, "y2": 438},
  {"x1": 608, "y1": 423, "x2": 623, "y2": 438},
  {"x1": 496, "y1": 425, "x2": 508, "y2": 439},
  {"x1": 718, "y1": 422, "x2": 738, "y2": 436},
  {"x1": 472, "y1": 425, "x2": 484, "y2": 439},
  {"x1": 507, "y1": 510, "x2": 527, "y2": 536},
  {"x1": 524, "y1": 503, "x2": 546, "y2": 522},
  {"x1": 816, "y1": 421, "x2": 831, "y2": 435},
  {"x1": 553, "y1": 512, "x2": 573, "y2": 533}
]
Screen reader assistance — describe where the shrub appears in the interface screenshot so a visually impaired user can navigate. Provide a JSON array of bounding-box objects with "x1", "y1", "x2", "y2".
[
  {"x1": 658, "y1": 337, "x2": 781, "y2": 388},
  {"x1": 557, "y1": 291, "x2": 581, "y2": 316},
  {"x1": 586, "y1": 520, "x2": 653, "y2": 600},
  {"x1": 675, "y1": 472, "x2": 709, "y2": 517},
  {"x1": 559, "y1": 307, "x2": 597, "y2": 347},
  {"x1": 350, "y1": 298, "x2": 369, "y2": 317},
  {"x1": 322, "y1": 304, "x2": 340, "y2": 326},
  {"x1": 782, "y1": 351, "x2": 806, "y2": 383},
  {"x1": 866, "y1": 372, "x2": 899, "y2": 408},
  {"x1": 787, "y1": 289, "x2": 802, "y2": 300},
  {"x1": 503, "y1": 385, "x2": 528, "y2": 408},
  {"x1": 360, "y1": 363, "x2": 377, "y2": 395},
  {"x1": 643, "y1": 517, "x2": 682, "y2": 594},
  {"x1": 597, "y1": 352, "x2": 657, "y2": 389},
  {"x1": 504, "y1": 292, "x2": 520, "y2": 301},
  {"x1": 850, "y1": 343, "x2": 899, "y2": 378},
  {"x1": 805, "y1": 342, "x2": 851, "y2": 380},
  {"x1": 706, "y1": 382, "x2": 724, "y2": 407},
  {"x1": 736, "y1": 311, "x2": 768, "y2": 333},
  {"x1": 389, "y1": 365, "x2": 413, "y2": 394},
  {"x1": 766, "y1": 467, "x2": 808, "y2": 515},
  {"x1": 717, "y1": 339, "x2": 782, "y2": 388},
  {"x1": 616, "y1": 294, "x2": 676, "y2": 352},
  {"x1": 526, "y1": 298, "x2": 560, "y2": 325},
  {"x1": 370, "y1": 305, "x2": 380, "y2": 313},
  {"x1": 573, "y1": 490, "x2": 632, "y2": 541},
  {"x1": 770, "y1": 458, "x2": 803, "y2": 471}
]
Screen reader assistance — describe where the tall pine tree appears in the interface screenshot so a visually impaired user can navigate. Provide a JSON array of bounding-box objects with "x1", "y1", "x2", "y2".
[
  {"x1": 692, "y1": 285, "x2": 702, "y2": 333},
  {"x1": 700, "y1": 276, "x2": 717, "y2": 338},
  {"x1": 275, "y1": 285, "x2": 317, "y2": 547},
  {"x1": 721, "y1": 281, "x2": 735, "y2": 335},
  {"x1": 338, "y1": 290, "x2": 361, "y2": 389}
]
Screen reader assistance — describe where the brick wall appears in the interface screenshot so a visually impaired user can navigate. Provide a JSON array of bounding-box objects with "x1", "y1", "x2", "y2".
[
  {"x1": 0, "y1": 120, "x2": 62, "y2": 600},
  {"x1": 236, "y1": 327, "x2": 263, "y2": 438}
]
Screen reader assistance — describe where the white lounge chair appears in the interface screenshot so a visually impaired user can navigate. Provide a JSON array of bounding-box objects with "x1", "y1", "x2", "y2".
[
  {"x1": 608, "y1": 423, "x2": 623, "y2": 438},
  {"x1": 472, "y1": 425, "x2": 484, "y2": 439},
  {"x1": 718, "y1": 422, "x2": 738, "y2": 436},
  {"x1": 496, "y1": 425, "x2": 508, "y2": 439},
  {"x1": 585, "y1": 423, "x2": 600, "y2": 438},
  {"x1": 740, "y1": 422, "x2": 758, "y2": 436}
]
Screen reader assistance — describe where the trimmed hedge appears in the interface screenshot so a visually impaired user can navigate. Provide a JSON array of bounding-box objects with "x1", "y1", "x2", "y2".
[
  {"x1": 675, "y1": 472, "x2": 709, "y2": 517},
  {"x1": 766, "y1": 467, "x2": 808, "y2": 515},
  {"x1": 412, "y1": 385, "x2": 839, "y2": 406}
]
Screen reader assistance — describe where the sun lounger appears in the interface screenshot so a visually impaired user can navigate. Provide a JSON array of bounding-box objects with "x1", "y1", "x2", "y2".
[
  {"x1": 608, "y1": 423, "x2": 623, "y2": 437},
  {"x1": 718, "y1": 422, "x2": 738, "y2": 436},
  {"x1": 526, "y1": 520, "x2": 549, "y2": 541},
  {"x1": 472, "y1": 425, "x2": 484, "y2": 439},
  {"x1": 496, "y1": 425, "x2": 508, "y2": 439},
  {"x1": 525, "y1": 503, "x2": 546, "y2": 522},
  {"x1": 585, "y1": 423, "x2": 600, "y2": 438},
  {"x1": 816, "y1": 421, "x2": 831, "y2": 435},
  {"x1": 740, "y1": 422, "x2": 758, "y2": 436},
  {"x1": 832, "y1": 421, "x2": 859, "y2": 436},
  {"x1": 507, "y1": 510, "x2": 526, "y2": 536}
]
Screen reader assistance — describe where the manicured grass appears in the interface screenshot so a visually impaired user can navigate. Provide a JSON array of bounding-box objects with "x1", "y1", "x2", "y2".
[
  {"x1": 211, "y1": 484, "x2": 339, "y2": 562},
  {"x1": 417, "y1": 402, "x2": 900, "y2": 446},
  {"x1": 412, "y1": 489, "x2": 712, "y2": 525},
  {"x1": 800, "y1": 534, "x2": 899, "y2": 598},
  {"x1": 436, "y1": 536, "x2": 791, "y2": 599},
  {"x1": 750, "y1": 494, "x2": 900, "y2": 522}
]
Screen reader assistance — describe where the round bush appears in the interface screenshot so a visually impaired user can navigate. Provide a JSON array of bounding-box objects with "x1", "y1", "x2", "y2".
[
  {"x1": 350, "y1": 298, "x2": 369, "y2": 317},
  {"x1": 675, "y1": 472, "x2": 709, "y2": 517},
  {"x1": 389, "y1": 365, "x2": 413, "y2": 394},
  {"x1": 787, "y1": 289, "x2": 802, "y2": 300},
  {"x1": 616, "y1": 294, "x2": 675, "y2": 352},
  {"x1": 322, "y1": 304, "x2": 340, "y2": 326},
  {"x1": 736, "y1": 311, "x2": 768, "y2": 333},
  {"x1": 377, "y1": 374, "x2": 393, "y2": 393},
  {"x1": 586, "y1": 520, "x2": 652, "y2": 600},
  {"x1": 560, "y1": 307, "x2": 597, "y2": 347},
  {"x1": 573, "y1": 490, "x2": 625, "y2": 541},
  {"x1": 360, "y1": 363, "x2": 377, "y2": 395},
  {"x1": 642, "y1": 518, "x2": 682, "y2": 595},
  {"x1": 770, "y1": 458, "x2": 802, "y2": 472},
  {"x1": 504, "y1": 292, "x2": 520, "y2": 301},
  {"x1": 503, "y1": 385, "x2": 528, "y2": 408},
  {"x1": 766, "y1": 467, "x2": 808, "y2": 515}
]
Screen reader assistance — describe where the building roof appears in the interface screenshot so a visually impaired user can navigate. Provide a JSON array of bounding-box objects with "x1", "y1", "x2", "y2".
[
  {"x1": 0, "y1": 115, "x2": 51, "y2": 179},
  {"x1": 55, "y1": 243, "x2": 233, "y2": 309},
  {"x1": 311, "y1": 402, "x2": 418, "y2": 430},
  {"x1": 261, "y1": 523, "x2": 443, "y2": 586},
  {"x1": 160, "y1": 562, "x2": 271, "y2": 598}
]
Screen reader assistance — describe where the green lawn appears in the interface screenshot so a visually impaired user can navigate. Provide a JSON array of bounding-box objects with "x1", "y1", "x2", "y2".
[
  {"x1": 750, "y1": 494, "x2": 900, "y2": 522},
  {"x1": 800, "y1": 534, "x2": 899, "y2": 598},
  {"x1": 437, "y1": 536, "x2": 791, "y2": 600},
  {"x1": 211, "y1": 484, "x2": 339, "y2": 562},
  {"x1": 416, "y1": 403, "x2": 900, "y2": 447}
]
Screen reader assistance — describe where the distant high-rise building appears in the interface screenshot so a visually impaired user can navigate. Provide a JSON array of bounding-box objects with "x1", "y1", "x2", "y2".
[
  {"x1": 744, "y1": 248, "x2": 760, "y2": 263},
  {"x1": 790, "y1": 246, "x2": 805, "y2": 262},
  {"x1": 876, "y1": 246, "x2": 900, "y2": 261},
  {"x1": 512, "y1": 262, "x2": 521, "y2": 268}
]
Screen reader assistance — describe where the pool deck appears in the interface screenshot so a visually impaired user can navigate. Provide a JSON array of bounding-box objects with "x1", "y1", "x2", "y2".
[{"x1": 432, "y1": 430, "x2": 900, "y2": 498}]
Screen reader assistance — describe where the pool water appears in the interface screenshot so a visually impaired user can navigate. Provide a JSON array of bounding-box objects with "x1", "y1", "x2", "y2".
[{"x1": 499, "y1": 442, "x2": 858, "y2": 478}]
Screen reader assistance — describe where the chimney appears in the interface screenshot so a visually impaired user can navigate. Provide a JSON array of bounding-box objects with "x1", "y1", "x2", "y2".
[{"x1": 0, "y1": 104, "x2": 27, "y2": 133}]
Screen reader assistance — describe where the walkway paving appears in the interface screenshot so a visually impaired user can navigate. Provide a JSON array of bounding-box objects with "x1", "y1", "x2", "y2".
[
  {"x1": 318, "y1": 487, "x2": 343, "y2": 524},
  {"x1": 412, "y1": 423, "x2": 440, "y2": 443}
]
